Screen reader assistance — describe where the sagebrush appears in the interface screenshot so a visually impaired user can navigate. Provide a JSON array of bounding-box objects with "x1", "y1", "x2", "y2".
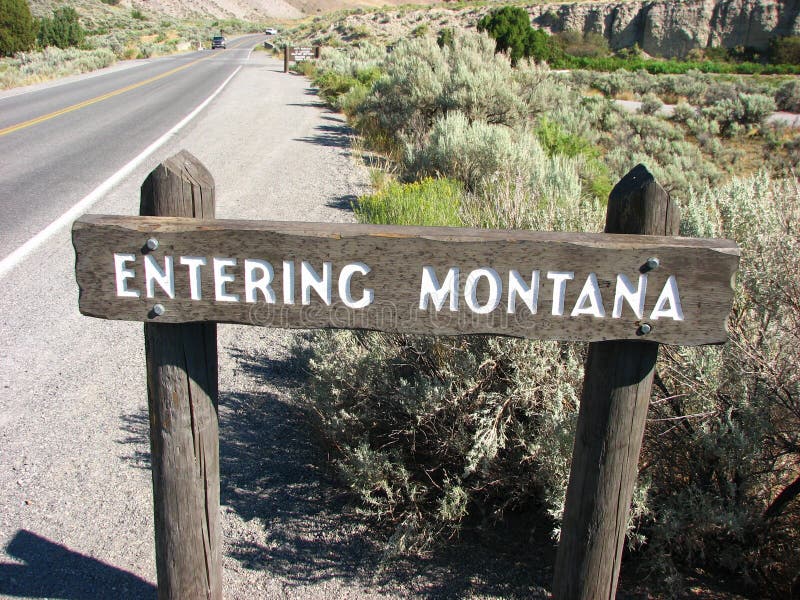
[{"x1": 300, "y1": 29, "x2": 800, "y2": 597}]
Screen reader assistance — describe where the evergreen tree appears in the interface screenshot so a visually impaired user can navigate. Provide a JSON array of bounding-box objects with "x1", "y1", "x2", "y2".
[
  {"x1": 477, "y1": 6, "x2": 563, "y2": 65},
  {"x1": 38, "y1": 7, "x2": 85, "y2": 49},
  {"x1": 477, "y1": 6, "x2": 532, "y2": 64},
  {"x1": 0, "y1": 0, "x2": 37, "y2": 57}
]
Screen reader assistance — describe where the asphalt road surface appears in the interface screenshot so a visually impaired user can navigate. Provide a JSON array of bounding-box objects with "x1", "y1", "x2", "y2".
[{"x1": 0, "y1": 34, "x2": 263, "y2": 261}]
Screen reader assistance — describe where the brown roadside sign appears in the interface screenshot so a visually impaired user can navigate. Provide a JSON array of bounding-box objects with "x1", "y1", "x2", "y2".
[
  {"x1": 289, "y1": 47, "x2": 315, "y2": 61},
  {"x1": 72, "y1": 215, "x2": 739, "y2": 345}
]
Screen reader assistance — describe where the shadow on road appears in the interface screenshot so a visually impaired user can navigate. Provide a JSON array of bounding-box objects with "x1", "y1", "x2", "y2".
[
  {"x1": 0, "y1": 530, "x2": 155, "y2": 599},
  {"x1": 286, "y1": 101, "x2": 328, "y2": 109},
  {"x1": 110, "y1": 342, "x2": 552, "y2": 598},
  {"x1": 327, "y1": 194, "x2": 357, "y2": 211},
  {"x1": 117, "y1": 412, "x2": 151, "y2": 470},
  {"x1": 295, "y1": 123, "x2": 353, "y2": 148}
]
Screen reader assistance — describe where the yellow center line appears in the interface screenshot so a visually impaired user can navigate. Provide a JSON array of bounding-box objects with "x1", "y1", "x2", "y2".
[{"x1": 0, "y1": 49, "x2": 224, "y2": 138}]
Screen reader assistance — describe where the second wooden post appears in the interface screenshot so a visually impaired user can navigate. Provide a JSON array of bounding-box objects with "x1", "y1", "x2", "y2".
[
  {"x1": 552, "y1": 164, "x2": 680, "y2": 599},
  {"x1": 140, "y1": 151, "x2": 222, "y2": 600}
]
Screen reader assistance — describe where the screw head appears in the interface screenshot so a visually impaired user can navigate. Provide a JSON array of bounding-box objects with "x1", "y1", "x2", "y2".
[
  {"x1": 152, "y1": 304, "x2": 165, "y2": 316},
  {"x1": 146, "y1": 238, "x2": 159, "y2": 251},
  {"x1": 645, "y1": 257, "x2": 660, "y2": 271},
  {"x1": 639, "y1": 323, "x2": 652, "y2": 335}
]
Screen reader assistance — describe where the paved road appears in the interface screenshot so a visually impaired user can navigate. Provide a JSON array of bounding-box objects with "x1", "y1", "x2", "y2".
[
  {"x1": 0, "y1": 34, "x2": 263, "y2": 260},
  {"x1": 0, "y1": 46, "x2": 410, "y2": 599}
]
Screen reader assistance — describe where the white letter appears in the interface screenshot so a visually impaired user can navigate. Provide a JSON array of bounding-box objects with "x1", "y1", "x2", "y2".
[
  {"x1": 571, "y1": 273, "x2": 606, "y2": 318},
  {"x1": 114, "y1": 253, "x2": 139, "y2": 298},
  {"x1": 464, "y1": 268, "x2": 502, "y2": 314},
  {"x1": 144, "y1": 254, "x2": 174, "y2": 299},
  {"x1": 244, "y1": 259, "x2": 276, "y2": 303},
  {"x1": 650, "y1": 275, "x2": 684, "y2": 321},
  {"x1": 283, "y1": 260, "x2": 295, "y2": 305},
  {"x1": 612, "y1": 273, "x2": 647, "y2": 319},
  {"x1": 507, "y1": 270, "x2": 539, "y2": 314},
  {"x1": 419, "y1": 266, "x2": 459, "y2": 311},
  {"x1": 338, "y1": 262, "x2": 374, "y2": 309},
  {"x1": 547, "y1": 271, "x2": 574, "y2": 316},
  {"x1": 301, "y1": 261, "x2": 332, "y2": 305},
  {"x1": 180, "y1": 256, "x2": 206, "y2": 300},
  {"x1": 213, "y1": 258, "x2": 239, "y2": 302}
]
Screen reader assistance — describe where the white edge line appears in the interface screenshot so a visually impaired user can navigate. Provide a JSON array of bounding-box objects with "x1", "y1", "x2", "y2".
[{"x1": 0, "y1": 65, "x2": 242, "y2": 280}]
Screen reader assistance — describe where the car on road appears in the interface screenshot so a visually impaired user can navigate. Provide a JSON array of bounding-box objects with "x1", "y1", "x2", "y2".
[
  {"x1": 211, "y1": 36, "x2": 226, "y2": 49},
  {"x1": 265, "y1": 28, "x2": 278, "y2": 35}
]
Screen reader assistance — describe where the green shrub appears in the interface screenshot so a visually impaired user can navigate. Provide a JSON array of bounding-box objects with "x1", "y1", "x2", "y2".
[
  {"x1": 775, "y1": 79, "x2": 800, "y2": 112},
  {"x1": 477, "y1": 6, "x2": 532, "y2": 65},
  {"x1": 354, "y1": 177, "x2": 462, "y2": 226},
  {"x1": 0, "y1": 0, "x2": 36, "y2": 57},
  {"x1": 303, "y1": 159, "x2": 599, "y2": 553},
  {"x1": 437, "y1": 27, "x2": 454, "y2": 49},
  {"x1": 770, "y1": 36, "x2": 800, "y2": 65},
  {"x1": 294, "y1": 25, "x2": 800, "y2": 592},
  {"x1": 477, "y1": 6, "x2": 562, "y2": 65},
  {"x1": 556, "y1": 53, "x2": 800, "y2": 75},
  {"x1": 315, "y1": 70, "x2": 355, "y2": 99},
  {"x1": 535, "y1": 115, "x2": 596, "y2": 158},
  {"x1": 137, "y1": 43, "x2": 154, "y2": 59},
  {"x1": 361, "y1": 34, "x2": 525, "y2": 144},
  {"x1": 303, "y1": 330, "x2": 585, "y2": 554},
  {"x1": 38, "y1": 7, "x2": 85, "y2": 50},
  {"x1": 527, "y1": 28, "x2": 563, "y2": 64},
  {"x1": 294, "y1": 60, "x2": 316, "y2": 78},
  {"x1": 0, "y1": 45, "x2": 115, "y2": 89},
  {"x1": 642, "y1": 173, "x2": 800, "y2": 594},
  {"x1": 410, "y1": 23, "x2": 428, "y2": 38},
  {"x1": 702, "y1": 93, "x2": 776, "y2": 135},
  {"x1": 406, "y1": 111, "x2": 547, "y2": 191},
  {"x1": 639, "y1": 92, "x2": 664, "y2": 115},
  {"x1": 131, "y1": 9, "x2": 146, "y2": 21},
  {"x1": 671, "y1": 101, "x2": 696, "y2": 123}
]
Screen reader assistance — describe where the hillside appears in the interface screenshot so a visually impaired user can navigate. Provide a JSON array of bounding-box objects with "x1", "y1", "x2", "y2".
[
  {"x1": 287, "y1": 0, "x2": 800, "y2": 58},
  {"x1": 28, "y1": 0, "x2": 445, "y2": 21}
]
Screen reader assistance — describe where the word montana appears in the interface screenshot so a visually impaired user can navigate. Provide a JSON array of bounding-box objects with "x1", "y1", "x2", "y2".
[{"x1": 113, "y1": 254, "x2": 684, "y2": 321}]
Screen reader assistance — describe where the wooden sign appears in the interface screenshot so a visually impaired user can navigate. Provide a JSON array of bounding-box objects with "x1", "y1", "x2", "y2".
[
  {"x1": 284, "y1": 46, "x2": 320, "y2": 72},
  {"x1": 73, "y1": 215, "x2": 739, "y2": 345},
  {"x1": 289, "y1": 46, "x2": 317, "y2": 61}
]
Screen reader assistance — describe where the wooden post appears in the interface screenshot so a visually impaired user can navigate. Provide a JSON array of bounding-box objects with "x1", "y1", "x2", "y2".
[
  {"x1": 552, "y1": 164, "x2": 680, "y2": 599},
  {"x1": 140, "y1": 151, "x2": 222, "y2": 600},
  {"x1": 284, "y1": 46, "x2": 289, "y2": 73}
]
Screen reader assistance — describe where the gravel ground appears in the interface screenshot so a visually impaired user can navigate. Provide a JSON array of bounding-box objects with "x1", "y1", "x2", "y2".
[{"x1": 0, "y1": 51, "x2": 556, "y2": 599}]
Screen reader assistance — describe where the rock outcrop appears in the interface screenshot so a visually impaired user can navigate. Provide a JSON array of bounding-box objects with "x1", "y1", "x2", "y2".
[{"x1": 527, "y1": 0, "x2": 800, "y2": 57}]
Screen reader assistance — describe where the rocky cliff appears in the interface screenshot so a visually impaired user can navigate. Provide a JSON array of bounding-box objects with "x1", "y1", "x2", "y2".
[{"x1": 527, "y1": 0, "x2": 800, "y2": 57}]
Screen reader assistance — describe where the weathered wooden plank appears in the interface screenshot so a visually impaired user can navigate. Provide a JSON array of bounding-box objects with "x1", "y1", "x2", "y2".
[
  {"x1": 139, "y1": 151, "x2": 221, "y2": 600},
  {"x1": 72, "y1": 214, "x2": 739, "y2": 345},
  {"x1": 552, "y1": 164, "x2": 678, "y2": 599}
]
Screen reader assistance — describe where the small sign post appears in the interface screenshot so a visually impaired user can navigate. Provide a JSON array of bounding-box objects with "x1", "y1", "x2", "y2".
[
  {"x1": 72, "y1": 155, "x2": 740, "y2": 599},
  {"x1": 283, "y1": 45, "x2": 320, "y2": 72}
]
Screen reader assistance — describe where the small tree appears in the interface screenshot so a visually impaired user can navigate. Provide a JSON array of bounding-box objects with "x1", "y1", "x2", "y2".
[
  {"x1": 477, "y1": 6, "x2": 533, "y2": 64},
  {"x1": 478, "y1": 6, "x2": 562, "y2": 65},
  {"x1": 0, "y1": 0, "x2": 37, "y2": 57},
  {"x1": 527, "y1": 28, "x2": 562, "y2": 63},
  {"x1": 437, "y1": 27, "x2": 455, "y2": 49},
  {"x1": 38, "y1": 7, "x2": 85, "y2": 49}
]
